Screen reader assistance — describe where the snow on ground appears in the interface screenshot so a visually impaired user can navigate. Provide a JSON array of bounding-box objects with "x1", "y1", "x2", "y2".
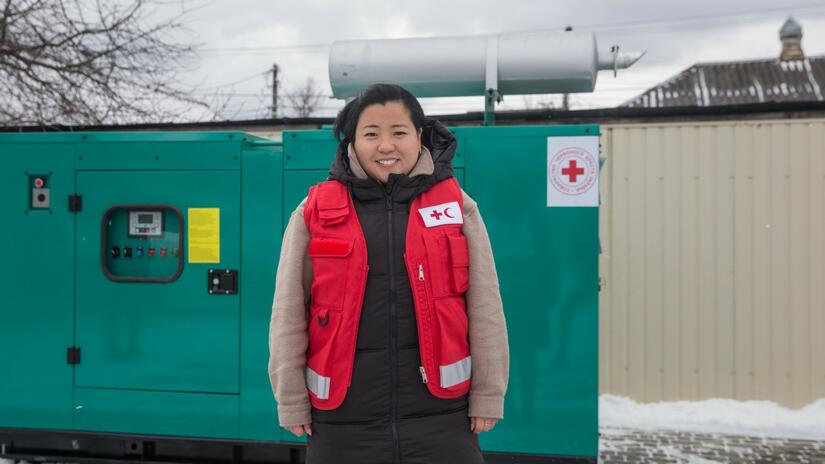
[{"x1": 600, "y1": 394, "x2": 825, "y2": 440}]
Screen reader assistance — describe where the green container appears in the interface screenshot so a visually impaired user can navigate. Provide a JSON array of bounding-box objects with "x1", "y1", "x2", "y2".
[{"x1": 0, "y1": 126, "x2": 599, "y2": 463}]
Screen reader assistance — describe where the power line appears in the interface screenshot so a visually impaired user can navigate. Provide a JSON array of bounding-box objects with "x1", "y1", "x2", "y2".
[
  {"x1": 195, "y1": 70, "x2": 270, "y2": 90},
  {"x1": 562, "y1": 2, "x2": 825, "y2": 33},
  {"x1": 594, "y1": 11, "x2": 825, "y2": 38}
]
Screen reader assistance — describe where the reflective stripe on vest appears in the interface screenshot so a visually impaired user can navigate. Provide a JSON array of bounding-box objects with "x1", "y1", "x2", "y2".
[
  {"x1": 440, "y1": 355, "x2": 472, "y2": 388},
  {"x1": 306, "y1": 367, "x2": 331, "y2": 400}
]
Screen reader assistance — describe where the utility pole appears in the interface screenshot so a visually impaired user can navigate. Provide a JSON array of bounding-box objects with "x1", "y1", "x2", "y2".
[{"x1": 271, "y1": 64, "x2": 279, "y2": 119}]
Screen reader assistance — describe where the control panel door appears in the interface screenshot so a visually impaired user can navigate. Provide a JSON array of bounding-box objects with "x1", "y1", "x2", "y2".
[{"x1": 75, "y1": 170, "x2": 241, "y2": 394}]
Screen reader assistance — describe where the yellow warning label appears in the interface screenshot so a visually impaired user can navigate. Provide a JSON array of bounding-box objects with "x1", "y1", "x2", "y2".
[{"x1": 188, "y1": 208, "x2": 220, "y2": 263}]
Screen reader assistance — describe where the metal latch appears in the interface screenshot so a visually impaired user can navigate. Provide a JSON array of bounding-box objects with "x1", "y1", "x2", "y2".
[
  {"x1": 69, "y1": 194, "x2": 82, "y2": 212},
  {"x1": 67, "y1": 347, "x2": 81, "y2": 365}
]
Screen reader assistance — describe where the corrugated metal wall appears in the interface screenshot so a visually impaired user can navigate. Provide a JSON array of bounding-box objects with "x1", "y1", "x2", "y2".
[{"x1": 599, "y1": 119, "x2": 825, "y2": 409}]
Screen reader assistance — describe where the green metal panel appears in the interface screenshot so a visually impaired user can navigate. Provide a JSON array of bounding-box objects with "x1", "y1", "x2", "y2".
[
  {"x1": 462, "y1": 125, "x2": 600, "y2": 459},
  {"x1": 73, "y1": 388, "x2": 238, "y2": 438},
  {"x1": 283, "y1": 130, "x2": 338, "y2": 170},
  {"x1": 239, "y1": 145, "x2": 286, "y2": 442},
  {"x1": 0, "y1": 142, "x2": 75, "y2": 430},
  {"x1": 0, "y1": 126, "x2": 597, "y2": 460},
  {"x1": 451, "y1": 124, "x2": 600, "y2": 139},
  {"x1": 75, "y1": 170, "x2": 241, "y2": 394},
  {"x1": 78, "y1": 141, "x2": 240, "y2": 171}
]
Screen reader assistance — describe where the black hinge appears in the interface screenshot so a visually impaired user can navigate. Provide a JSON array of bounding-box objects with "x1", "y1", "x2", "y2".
[
  {"x1": 67, "y1": 347, "x2": 81, "y2": 365},
  {"x1": 68, "y1": 194, "x2": 82, "y2": 212}
]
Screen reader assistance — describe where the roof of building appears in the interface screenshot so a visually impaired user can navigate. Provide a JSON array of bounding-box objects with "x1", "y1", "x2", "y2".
[
  {"x1": 624, "y1": 16, "x2": 821, "y2": 108},
  {"x1": 621, "y1": 55, "x2": 825, "y2": 108}
]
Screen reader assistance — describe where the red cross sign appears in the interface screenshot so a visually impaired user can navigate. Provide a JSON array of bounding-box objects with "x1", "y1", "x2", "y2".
[
  {"x1": 562, "y1": 159, "x2": 585, "y2": 183},
  {"x1": 547, "y1": 136, "x2": 600, "y2": 207}
]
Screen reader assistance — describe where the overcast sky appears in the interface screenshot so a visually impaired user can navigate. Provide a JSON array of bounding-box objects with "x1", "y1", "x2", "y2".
[{"x1": 159, "y1": 0, "x2": 825, "y2": 120}]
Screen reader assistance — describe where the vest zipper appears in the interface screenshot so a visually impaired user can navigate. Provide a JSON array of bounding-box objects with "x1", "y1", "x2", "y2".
[
  {"x1": 384, "y1": 190, "x2": 401, "y2": 464},
  {"x1": 416, "y1": 265, "x2": 428, "y2": 385},
  {"x1": 417, "y1": 261, "x2": 438, "y2": 388}
]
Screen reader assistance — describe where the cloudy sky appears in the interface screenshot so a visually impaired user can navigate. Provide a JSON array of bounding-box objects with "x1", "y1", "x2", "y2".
[{"x1": 157, "y1": 0, "x2": 825, "y2": 120}]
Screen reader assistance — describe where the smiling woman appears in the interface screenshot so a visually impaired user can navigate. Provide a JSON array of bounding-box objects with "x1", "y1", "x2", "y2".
[
  {"x1": 334, "y1": 84, "x2": 428, "y2": 183},
  {"x1": 268, "y1": 83, "x2": 510, "y2": 464},
  {"x1": 353, "y1": 102, "x2": 422, "y2": 182}
]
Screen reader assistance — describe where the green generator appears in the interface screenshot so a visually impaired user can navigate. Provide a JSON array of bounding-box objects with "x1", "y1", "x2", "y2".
[{"x1": 0, "y1": 126, "x2": 599, "y2": 463}]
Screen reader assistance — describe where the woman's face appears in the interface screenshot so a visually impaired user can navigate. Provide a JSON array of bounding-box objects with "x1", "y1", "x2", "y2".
[{"x1": 353, "y1": 101, "x2": 422, "y2": 183}]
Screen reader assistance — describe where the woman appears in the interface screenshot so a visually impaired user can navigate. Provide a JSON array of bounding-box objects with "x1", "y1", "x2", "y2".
[{"x1": 269, "y1": 83, "x2": 509, "y2": 464}]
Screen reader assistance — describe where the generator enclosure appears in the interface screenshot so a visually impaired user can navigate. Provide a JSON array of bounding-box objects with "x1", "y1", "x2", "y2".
[{"x1": 0, "y1": 126, "x2": 599, "y2": 463}]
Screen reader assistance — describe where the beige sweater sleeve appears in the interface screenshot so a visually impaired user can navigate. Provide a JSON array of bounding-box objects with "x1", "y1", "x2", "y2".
[
  {"x1": 268, "y1": 197, "x2": 313, "y2": 427},
  {"x1": 268, "y1": 191, "x2": 510, "y2": 425},
  {"x1": 461, "y1": 190, "x2": 510, "y2": 420}
]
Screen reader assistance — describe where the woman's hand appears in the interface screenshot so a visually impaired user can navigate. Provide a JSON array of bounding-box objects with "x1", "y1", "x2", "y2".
[
  {"x1": 285, "y1": 423, "x2": 313, "y2": 437},
  {"x1": 469, "y1": 417, "x2": 498, "y2": 434}
]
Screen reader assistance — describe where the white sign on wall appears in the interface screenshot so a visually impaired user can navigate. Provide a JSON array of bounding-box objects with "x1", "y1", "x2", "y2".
[{"x1": 547, "y1": 136, "x2": 600, "y2": 207}]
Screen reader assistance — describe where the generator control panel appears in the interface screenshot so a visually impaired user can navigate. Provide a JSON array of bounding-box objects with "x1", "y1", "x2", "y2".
[
  {"x1": 103, "y1": 205, "x2": 184, "y2": 282},
  {"x1": 129, "y1": 211, "x2": 163, "y2": 237}
]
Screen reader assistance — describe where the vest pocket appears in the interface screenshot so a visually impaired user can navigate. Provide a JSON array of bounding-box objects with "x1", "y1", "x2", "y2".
[
  {"x1": 308, "y1": 237, "x2": 353, "y2": 307},
  {"x1": 423, "y1": 230, "x2": 470, "y2": 297},
  {"x1": 433, "y1": 297, "x2": 472, "y2": 391},
  {"x1": 306, "y1": 303, "x2": 343, "y2": 400},
  {"x1": 447, "y1": 234, "x2": 470, "y2": 294}
]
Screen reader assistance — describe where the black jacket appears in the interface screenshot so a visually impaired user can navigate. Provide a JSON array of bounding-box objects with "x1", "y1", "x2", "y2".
[{"x1": 305, "y1": 119, "x2": 484, "y2": 464}]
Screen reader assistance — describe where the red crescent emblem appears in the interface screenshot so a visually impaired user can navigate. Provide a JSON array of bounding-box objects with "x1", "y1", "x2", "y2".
[{"x1": 443, "y1": 207, "x2": 454, "y2": 219}]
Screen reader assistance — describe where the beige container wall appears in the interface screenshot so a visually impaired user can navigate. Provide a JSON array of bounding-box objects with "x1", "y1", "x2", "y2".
[{"x1": 598, "y1": 119, "x2": 825, "y2": 409}]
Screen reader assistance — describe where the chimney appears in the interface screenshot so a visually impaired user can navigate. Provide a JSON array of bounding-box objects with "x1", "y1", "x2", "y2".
[{"x1": 779, "y1": 17, "x2": 804, "y2": 61}]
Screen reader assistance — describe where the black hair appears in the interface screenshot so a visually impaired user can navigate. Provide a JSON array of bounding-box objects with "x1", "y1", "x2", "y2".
[{"x1": 333, "y1": 83, "x2": 427, "y2": 149}]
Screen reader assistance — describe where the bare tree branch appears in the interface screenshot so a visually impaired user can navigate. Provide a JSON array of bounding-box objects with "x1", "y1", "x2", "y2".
[
  {"x1": 0, "y1": 0, "x2": 209, "y2": 126},
  {"x1": 285, "y1": 77, "x2": 326, "y2": 118}
]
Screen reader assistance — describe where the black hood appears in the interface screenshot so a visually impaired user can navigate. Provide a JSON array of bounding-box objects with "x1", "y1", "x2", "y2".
[{"x1": 327, "y1": 118, "x2": 457, "y2": 202}]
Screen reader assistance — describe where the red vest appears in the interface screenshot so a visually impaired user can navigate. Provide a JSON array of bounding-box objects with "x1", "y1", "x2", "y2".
[{"x1": 302, "y1": 177, "x2": 472, "y2": 410}]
